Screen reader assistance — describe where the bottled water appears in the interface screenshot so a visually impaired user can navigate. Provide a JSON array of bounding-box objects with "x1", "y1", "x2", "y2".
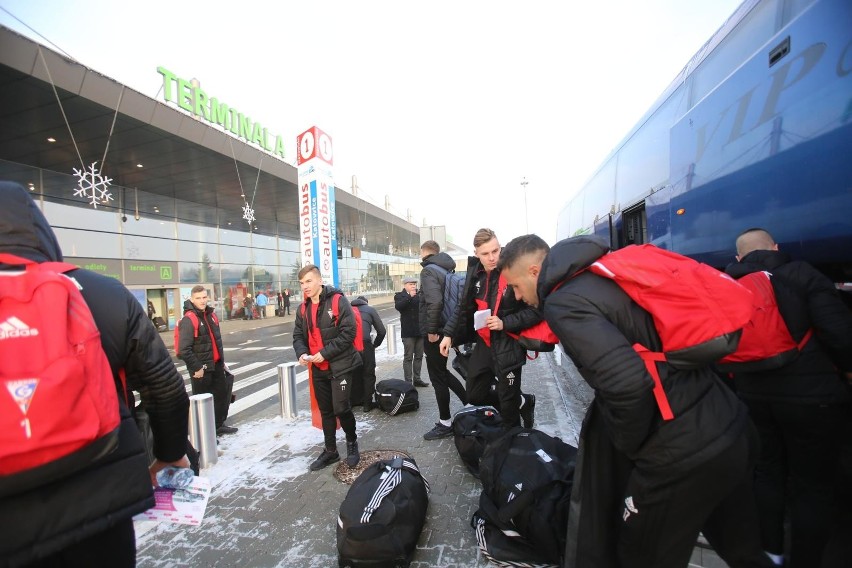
[{"x1": 156, "y1": 466, "x2": 194, "y2": 489}]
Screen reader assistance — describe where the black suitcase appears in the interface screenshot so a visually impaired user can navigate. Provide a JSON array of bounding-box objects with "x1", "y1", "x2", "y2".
[
  {"x1": 337, "y1": 456, "x2": 429, "y2": 567},
  {"x1": 374, "y1": 379, "x2": 419, "y2": 416},
  {"x1": 152, "y1": 316, "x2": 168, "y2": 332},
  {"x1": 451, "y1": 405, "x2": 504, "y2": 478}
]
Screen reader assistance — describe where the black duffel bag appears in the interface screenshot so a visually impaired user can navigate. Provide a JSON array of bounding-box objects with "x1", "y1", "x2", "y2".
[
  {"x1": 452, "y1": 405, "x2": 504, "y2": 478},
  {"x1": 337, "y1": 456, "x2": 430, "y2": 568},
  {"x1": 375, "y1": 379, "x2": 419, "y2": 416},
  {"x1": 477, "y1": 428, "x2": 577, "y2": 566},
  {"x1": 472, "y1": 491, "x2": 560, "y2": 568}
]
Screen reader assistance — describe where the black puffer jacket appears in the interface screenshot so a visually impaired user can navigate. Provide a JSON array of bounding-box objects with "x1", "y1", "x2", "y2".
[
  {"x1": 177, "y1": 299, "x2": 224, "y2": 374},
  {"x1": 394, "y1": 289, "x2": 420, "y2": 338},
  {"x1": 444, "y1": 256, "x2": 542, "y2": 375},
  {"x1": 539, "y1": 236, "x2": 748, "y2": 473},
  {"x1": 418, "y1": 252, "x2": 456, "y2": 335},
  {"x1": 351, "y1": 296, "x2": 386, "y2": 349},
  {"x1": 293, "y1": 285, "x2": 362, "y2": 376},
  {"x1": 725, "y1": 249, "x2": 852, "y2": 403},
  {"x1": 0, "y1": 182, "x2": 189, "y2": 566}
]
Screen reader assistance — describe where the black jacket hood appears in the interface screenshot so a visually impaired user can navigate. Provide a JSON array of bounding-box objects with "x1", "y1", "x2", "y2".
[
  {"x1": 725, "y1": 249, "x2": 791, "y2": 278},
  {"x1": 0, "y1": 181, "x2": 63, "y2": 263},
  {"x1": 420, "y1": 252, "x2": 456, "y2": 272},
  {"x1": 351, "y1": 296, "x2": 369, "y2": 307},
  {"x1": 539, "y1": 235, "x2": 610, "y2": 304}
]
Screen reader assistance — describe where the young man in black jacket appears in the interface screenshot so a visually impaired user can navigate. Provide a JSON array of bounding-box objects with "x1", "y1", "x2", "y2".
[
  {"x1": 350, "y1": 295, "x2": 386, "y2": 411},
  {"x1": 725, "y1": 228, "x2": 852, "y2": 567},
  {"x1": 178, "y1": 285, "x2": 237, "y2": 435},
  {"x1": 440, "y1": 228, "x2": 539, "y2": 428},
  {"x1": 0, "y1": 181, "x2": 190, "y2": 567},
  {"x1": 499, "y1": 234, "x2": 772, "y2": 568},
  {"x1": 293, "y1": 264, "x2": 362, "y2": 471},
  {"x1": 419, "y1": 240, "x2": 468, "y2": 440},
  {"x1": 395, "y1": 277, "x2": 427, "y2": 386}
]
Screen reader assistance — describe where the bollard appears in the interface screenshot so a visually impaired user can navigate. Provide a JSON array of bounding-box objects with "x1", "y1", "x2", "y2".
[
  {"x1": 188, "y1": 393, "x2": 217, "y2": 469},
  {"x1": 278, "y1": 362, "x2": 299, "y2": 419},
  {"x1": 386, "y1": 323, "x2": 397, "y2": 356}
]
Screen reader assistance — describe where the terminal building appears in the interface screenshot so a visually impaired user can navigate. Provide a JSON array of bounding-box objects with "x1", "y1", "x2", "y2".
[{"x1": 0, "y1": 25, "x2": 444, "y2": 328}]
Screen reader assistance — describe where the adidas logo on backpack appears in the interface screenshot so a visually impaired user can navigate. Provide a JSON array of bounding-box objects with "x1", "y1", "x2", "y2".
[{"x1": 0, "y1": 316, "x2": 39, "y2": 340}]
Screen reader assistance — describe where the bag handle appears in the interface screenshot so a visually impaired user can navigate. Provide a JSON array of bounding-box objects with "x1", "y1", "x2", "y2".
[{"x1": 0, "y1": 253, "x2": 34, "y2": 266}]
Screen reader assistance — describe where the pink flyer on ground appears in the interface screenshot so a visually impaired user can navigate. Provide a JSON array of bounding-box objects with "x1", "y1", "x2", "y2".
[{"x1": 134, "y1": 477, "x2": 212, "y2": 526}]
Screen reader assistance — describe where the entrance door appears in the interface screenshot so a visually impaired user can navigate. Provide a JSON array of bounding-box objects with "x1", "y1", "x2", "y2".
[
  {"x1": 146, "y1": 289, "x2": 167, "y2": 327},
  {"x1": 622, "y1": 203, "x2": 647, "y2": 246}
]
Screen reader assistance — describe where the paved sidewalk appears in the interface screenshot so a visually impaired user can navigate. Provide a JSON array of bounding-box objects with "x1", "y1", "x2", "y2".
[{"x1": 137, "y1": 297, "x2": 726, "y2": 567}]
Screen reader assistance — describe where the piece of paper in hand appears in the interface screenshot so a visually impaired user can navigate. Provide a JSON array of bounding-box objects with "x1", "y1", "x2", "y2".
[{"x1": 473, "y1": 309, "x2": 491, "y2": 330}]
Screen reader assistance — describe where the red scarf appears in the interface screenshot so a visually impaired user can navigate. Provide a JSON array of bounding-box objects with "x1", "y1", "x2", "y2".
[
  {"x1": 476, "y1": 271, "x2": 494, "y2": 346},
  {"x1": 204, "y1": 312, "x2": 221, "y2": 363},
  {"x1": 306, "y1": 300, "x2": 329, "y2": 370}
]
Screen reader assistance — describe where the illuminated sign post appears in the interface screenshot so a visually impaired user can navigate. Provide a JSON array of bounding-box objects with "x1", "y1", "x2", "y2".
[{"x1": 297, "y1": 126, "x2": 338, "y2": 287}]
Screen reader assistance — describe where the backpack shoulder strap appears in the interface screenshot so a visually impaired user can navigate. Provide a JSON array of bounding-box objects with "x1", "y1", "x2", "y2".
[
  {"x1": 186, "y1": 311, "x2": 200, "y2": 337},
  {"x1": 332, "y1": 293, "x2": 341, "y2": 322}
]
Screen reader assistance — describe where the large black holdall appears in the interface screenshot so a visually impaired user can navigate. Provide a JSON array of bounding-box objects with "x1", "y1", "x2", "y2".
[
  {"x1": 477, "y1": 428, "x2": 577, "y2": 566},
  {"x1": 452, "y1": 405, "x2": 504, "y2": 478},
  {"x1": 374, "y1": 379, "x2": 419, "y2": 416},
  {"x1": 471, "y1": 491, "x2": 560, "y2": 568},
  {"x1": 337, "y1": 456, "x2": 430, "y2": 568}
]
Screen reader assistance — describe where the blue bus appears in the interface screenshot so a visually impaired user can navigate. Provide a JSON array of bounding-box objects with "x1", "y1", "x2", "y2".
[{"x1": 556, "y1": 0, "x2": 852, "y2": 283}]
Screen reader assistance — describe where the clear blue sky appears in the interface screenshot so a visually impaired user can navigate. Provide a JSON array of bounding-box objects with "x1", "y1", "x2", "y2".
[{"x1": 0, "y1": 0, "x2": 743, "y2": 247}]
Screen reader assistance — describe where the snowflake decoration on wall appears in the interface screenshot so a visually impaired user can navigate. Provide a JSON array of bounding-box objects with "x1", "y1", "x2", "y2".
[
  {"x1": 242, "y1": 203, "x2": 256, "y2": 224},
  {"x1": 72, "y1": 162, "x2": 114, "y2": 208}
]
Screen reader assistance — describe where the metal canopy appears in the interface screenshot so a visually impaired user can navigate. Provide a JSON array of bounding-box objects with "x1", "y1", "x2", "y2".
[{"x1": 0, "y1": 25, "x2": 419, "y2": 252}]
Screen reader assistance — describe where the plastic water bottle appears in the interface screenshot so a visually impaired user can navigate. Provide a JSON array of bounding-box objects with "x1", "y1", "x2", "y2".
[{"x1": 156, "y1": 466, "x2": 194, "y2": 489}]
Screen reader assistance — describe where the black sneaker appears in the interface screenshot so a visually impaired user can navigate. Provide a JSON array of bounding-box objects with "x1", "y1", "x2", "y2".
[
  {"x1": 363, "y1": 401, "x2": 374, "y2": 413},
  {"x1": 346, "y1": 441, "x2": 360, "y2": 467},
  {"x1": 216, "y1": 425, "x2": 238, "y2": 435},
  {"x1": 414, "y1": 380, "x2": 430, "y2": 387},
  {"x1": 520, "y1": 394, "x2": 536, "y2": 429},
  {"x1": 423, "y1": 422, "x2": 453, "y2": 441},
  {"x1": 309, "y1": 449, "x2": 340, "y2": 471}
]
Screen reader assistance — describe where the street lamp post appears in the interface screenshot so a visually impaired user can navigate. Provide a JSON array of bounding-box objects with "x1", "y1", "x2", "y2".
[{"x1": 520, "y1": 177, "x2": 529, "y2": 233}]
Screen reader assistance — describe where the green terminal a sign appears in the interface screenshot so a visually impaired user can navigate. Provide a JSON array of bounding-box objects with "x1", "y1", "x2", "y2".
[{"x1": 157, "y1": 66, "x2": 286, "y2": 160}]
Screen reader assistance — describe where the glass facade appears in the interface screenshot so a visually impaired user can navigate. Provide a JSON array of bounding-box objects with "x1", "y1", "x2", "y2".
[{"x1": 1, "y1": 158, "x2": 421, "y2": 322}]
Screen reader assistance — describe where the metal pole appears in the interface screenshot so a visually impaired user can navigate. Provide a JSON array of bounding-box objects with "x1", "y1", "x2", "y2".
[
  {"x1": 278, "y1": 362, "x2": 299, "y2": 419},
  {"x1": 188, "y1": 393, "x2": 217, "y2": 469},
  {"x1": 386, "y1": 323, "x2": 397, "y2": 356}
]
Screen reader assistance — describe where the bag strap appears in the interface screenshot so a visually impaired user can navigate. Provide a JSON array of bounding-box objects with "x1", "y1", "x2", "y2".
[
  {"x1": 332, "y1": 293, "x2": 340, "y2": 322},
  {"x1": 632, "y1": 344, "x2": 674, "y2": 421},
  {"x1": 0, "y1": 253, "x2": 34, "y2": 266}
]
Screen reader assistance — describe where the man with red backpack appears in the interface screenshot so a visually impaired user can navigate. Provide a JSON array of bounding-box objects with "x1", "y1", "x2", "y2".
[
  {"x1": 0, "y1": 181, "x2": 190, "y2": 566},
  {"x1": 293, "y1": 264, "x2": 362, "y2": 471},
  {"x1": 724, "y1": 228, "x2": 852, "y2": 567},
  {"x1": 177, "y1": 285, "x2": 236, "y2": 436},
  {"x1": 499, "y1": 234, "x2": 772, "y2": 568}
]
